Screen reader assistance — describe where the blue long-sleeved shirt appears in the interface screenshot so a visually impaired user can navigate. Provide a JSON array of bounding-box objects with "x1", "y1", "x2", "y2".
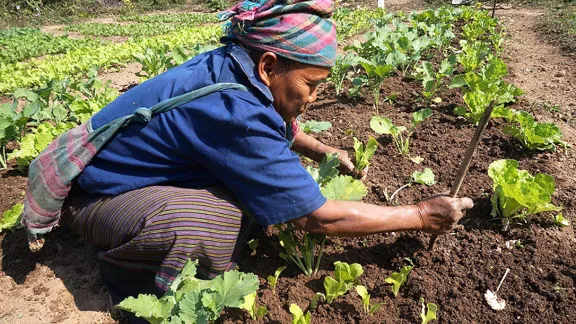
[{"x1": 76, "y1": 43, "x2": 326, "y2": 226}]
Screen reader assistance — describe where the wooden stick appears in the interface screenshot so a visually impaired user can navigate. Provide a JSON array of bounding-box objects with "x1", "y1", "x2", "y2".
[
  {"x1": 428, "y1": 101, "x2": 496, "y2": 250},
  {"x1": 492, "y1": 0, "x2": 497, "y2": 18}
]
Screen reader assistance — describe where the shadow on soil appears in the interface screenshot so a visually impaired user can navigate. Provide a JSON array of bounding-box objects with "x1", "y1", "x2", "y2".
[{"x1": 1, "y1": 228, "x2": 107, "y2": 312}]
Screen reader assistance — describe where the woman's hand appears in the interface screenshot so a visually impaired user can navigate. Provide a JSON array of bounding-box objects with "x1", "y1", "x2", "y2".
[
  {"x1": 416, "y1": 195, "x2": 474, "y2": 234},
  {"x1": 334, "y1": 149, "x2": 368, "y2": 180}
]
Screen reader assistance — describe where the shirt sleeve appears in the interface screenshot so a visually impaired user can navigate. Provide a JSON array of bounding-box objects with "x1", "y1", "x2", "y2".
[{"x1": 173, "y1": 89, "x2": 326, "y2": 226}]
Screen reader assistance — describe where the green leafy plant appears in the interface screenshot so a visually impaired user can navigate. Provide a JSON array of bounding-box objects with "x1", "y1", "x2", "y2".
[
  {"x1": 503, "y1": 110, "x2": 568, "y2": 152},
  {"x1": 309, "y1": 292, "x2": 325, "y2": 310},
  {"x1": 412, "y1": 168, "x2": 436, "y2": 186},
  {"x1": 301, "y1": 120, "x2": 332, "y2": 134},
  {"x1": 241, "y1": 292, "x2": 268, "y2": 321},
  {"x1": 117, "y1": 259, "x2": 259, "y2": 323},
  {"x1": 420, "y1": 299, "x2": 438, "y2": 324},
  {"x1": 384, "y1": 168, "x2": 436, "y2": 202},
  {"x1": 267, "y1": 266, "x2": 287, "y2": 292},
  {"x1": 359, "y1": 61, "x2": 395, "y2": 114},
  {"x1": 328, "y1": 54, "x2": 354, "y2": 96},
  {"x1": 356, "y1": 285, "x2": 384, "y2": 316},
  {"x1": 8, "y1": 122, "x2": 76, "y2": 171},
  {"x1": 353, "y1": 136, "x2": 378, "y2": 172},
  {"x1": 370, "y1": 108, "x2": 433, "y2": 156},
  {"x1": 289, "y1": 303, "x2": 311, "y2": 324},
  {"x1": 453, "y1": 58, "x2": 523, "y2": 124},
  {"x1": 553, "y1": 213, "x2": 570, "y2": 227},
  {"x1": 488, "y1": 159, "x2": 562, "y2": 229},
  {"x1": 323, "y1": 261, "x2": 364, "y2": 304},
  {"x1": 0, "y1": 203, "x2": 23, "y2": 233},
  {"x1": 413, "y1": 55, "x2": 457, "y2": 106},
  {"x1": 278, "y1": 225, "x2": 326, "y2": 277},
  {"x1": 385, "y1": 259, "x2": 414, "y2": 297}
]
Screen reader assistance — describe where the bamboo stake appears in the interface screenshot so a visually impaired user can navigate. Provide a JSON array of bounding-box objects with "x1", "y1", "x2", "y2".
[{"x1": 428, "y1": 101, "x2": 496, "y2": 250}]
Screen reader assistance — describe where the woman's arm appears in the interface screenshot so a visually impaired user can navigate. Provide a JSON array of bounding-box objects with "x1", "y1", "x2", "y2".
[
  {"x1": 291, "y1": 130, "x2": 356, "y2": 173},
  {"x1": 290, "y1": 195, "x2": 474, "y2": 237}
]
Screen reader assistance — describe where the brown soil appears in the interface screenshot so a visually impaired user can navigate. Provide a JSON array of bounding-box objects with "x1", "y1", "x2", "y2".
[{"x1": 1, "y1": 2, "x2": 575, "y2": 323}]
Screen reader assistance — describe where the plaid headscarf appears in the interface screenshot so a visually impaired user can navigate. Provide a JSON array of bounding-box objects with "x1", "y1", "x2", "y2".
[{"x1": 219, "y1": 0, "x2": 337, "y2": 67}]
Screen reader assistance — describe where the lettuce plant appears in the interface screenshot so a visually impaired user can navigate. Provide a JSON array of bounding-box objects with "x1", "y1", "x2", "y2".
[
  {"x1": 488, "y1": 159, "x2": 562, "y2": 229},
  {"x1": 370, "y1": 108, "x2": 433, "y2": 156},
  {"x1": 353, "y1": 136, "x2": 378, "y2": 172},
  {"x1": 0, "y1": 203, "x2": 23, "y2": 233},
  {"x1": 323, "y1": 261, "x2": 364, "y2": 303},
  {"x1": 117, "y1": 259, "x2": 259, "y2": 323},
  {"x1": 241, "y1": 292, "x2": 268, "y2": 321},
  {"x1": 385, "y1": 259, "x2": 414, "y2": 297},
  {"x1": 503, "y1": 110, "x2": 568, "y2": 151},
  {"x1": 289, "y1": 304, "x2": 311, "y2": 324},
  {"x1": 420, "y1": 299, "x2": 438, "y2": 324},
  {"x1": 356, "y1": 285, "x2": 384, "y2": 316},
  {"x1": 266, "y1": 266, "x2": 286, "y2": 292}
]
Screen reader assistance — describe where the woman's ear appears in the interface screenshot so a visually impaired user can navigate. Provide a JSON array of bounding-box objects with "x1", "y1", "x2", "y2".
[{"x1": 257, "y1": 52, "x2": 280, "y2": 87}]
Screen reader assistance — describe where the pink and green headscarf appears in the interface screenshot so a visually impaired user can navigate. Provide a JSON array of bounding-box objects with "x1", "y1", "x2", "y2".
[{"x1": 219, "y1": 0, "x2": 337, "y2": 67}]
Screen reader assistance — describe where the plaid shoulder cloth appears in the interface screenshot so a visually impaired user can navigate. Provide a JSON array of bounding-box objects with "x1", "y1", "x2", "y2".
[{"x1": 22, "y1": 83, "x2": 247, "y2": 251}]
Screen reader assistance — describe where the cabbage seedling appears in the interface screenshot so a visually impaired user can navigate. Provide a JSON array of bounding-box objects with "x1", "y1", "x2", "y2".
[
  {"x1": 420, "y1": 299, "x2": 438, "y2": 324},
  {"x1": 371, "y1": 108, "x2": 432, "y2": 156},
  {"x1": 267, "y1": 265, "x2": 287, "y2": 292},
  {"x1": 324, "y1": 261, "x2": 364, "y2": 303},
  {"x1": 385, "y1": 259, "x2": 414, "y2": 297},
  {"x1": 290, "y1": 304, "x2": 311, "y2": 324},
  {"x1": 353, "y1": 136, "x2": 378, "y2": 172},
  {"x1": 385, "y1": 168, "x2": 436, "y2": 202},
  {"x1": 356, "y1": 285, "x2": 384, "y2": 316},
  {"x1": 242, "y1": 292, "x2": 268, "y2": 321}
]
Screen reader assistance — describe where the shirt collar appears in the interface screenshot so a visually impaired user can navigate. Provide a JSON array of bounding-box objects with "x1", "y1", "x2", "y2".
[{"x1": 227, "y1": 43, "x2": 274, "y2": 103}]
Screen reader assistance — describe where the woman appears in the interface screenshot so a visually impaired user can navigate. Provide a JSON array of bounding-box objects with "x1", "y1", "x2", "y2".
[{"x1": 22, "y1": 0, "x2": 473, "y2": 314}]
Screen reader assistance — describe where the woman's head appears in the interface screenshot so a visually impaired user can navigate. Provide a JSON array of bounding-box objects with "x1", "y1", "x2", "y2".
[
  {"x1": 247, "y1": 48, "x2": 330, "y2": 123},
  {"x1": 220, "y1": 0, "x2": 337, "y2": 122}
]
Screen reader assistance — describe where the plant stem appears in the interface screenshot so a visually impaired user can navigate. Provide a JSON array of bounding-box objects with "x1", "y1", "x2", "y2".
[
  {"x1": 313, "y1": 236, "x2": 326, "y2": 276},
  {"x1": 388, "y1": 182, "x2": 412, "y2": 202},
  {"x1": 496, "y1": 268, "x2": 510, "y2": 292},
  {"x1": 0, "y1": 146, "x2": 6, "y2": 169}
]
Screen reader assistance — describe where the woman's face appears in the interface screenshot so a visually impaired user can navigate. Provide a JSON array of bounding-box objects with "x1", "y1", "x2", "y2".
[{"x1": 257, "y1": 52, "x2": 330, "y2": 123}]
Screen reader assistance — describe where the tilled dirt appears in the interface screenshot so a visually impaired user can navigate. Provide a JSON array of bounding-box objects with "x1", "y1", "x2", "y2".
[{"x1": 1, "y1": 2, "x2": 575, "y2": 323}]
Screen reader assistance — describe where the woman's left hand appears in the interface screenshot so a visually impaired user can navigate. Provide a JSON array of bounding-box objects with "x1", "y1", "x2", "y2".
[{"x1": 334, "y1": 149, "x2": 368, "y2": 180}]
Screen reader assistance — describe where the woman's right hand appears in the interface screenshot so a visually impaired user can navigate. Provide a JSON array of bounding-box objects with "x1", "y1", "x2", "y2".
[{"x1": 416, "y1": 195, "x2": 474, "y2": 234}]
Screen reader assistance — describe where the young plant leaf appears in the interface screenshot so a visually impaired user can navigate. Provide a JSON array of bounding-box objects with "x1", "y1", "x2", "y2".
[
  {"x1": 385, "y1": 260, "x2": 414, "y2": 297},
  {"x1": 553, "y1": 213, "x2": 570, "y2": 227},
  {"x1": 411, "y1": 108, "x2": 433, "y2": 127},
  {"x1": 412, "y1": 168, "x2": 436, "y2": 186},
  {"x1": 0, "y1": 203, "x2": 23, "y2": 233},
  {"x1": 267, "y1": 265, "x2": 287, "y2": 291},
  {"x1": 354, "y1": 136, "x2": 378, "y2": 171},
  {"x1": 301, "y1": 120, "x2": 333, "y2": 134},
  {"x1": 116, "y1": 294, "x2": 174, "y2": 324},
  {"x1": 290, "y1": 303, "x2": 311, "y2": 324},
  {"x1": 321, "y1": 176, "x2": 368, "y2": 201},
  {"x1": 201, "y1": 270, "x2": 259, "y2": 320},
  {"x1": 420, "y1": 300, "x2": 438, "y2": 324}
]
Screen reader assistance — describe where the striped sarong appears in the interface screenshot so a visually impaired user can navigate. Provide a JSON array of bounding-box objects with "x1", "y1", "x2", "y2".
[{"x1": 61, "y1": 185, "x2": 245, "y2": 290}]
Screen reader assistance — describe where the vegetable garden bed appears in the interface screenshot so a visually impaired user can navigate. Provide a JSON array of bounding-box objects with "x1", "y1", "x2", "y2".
[{"x1": 0, "y1": 2, "x2": 575, "y2": 324}]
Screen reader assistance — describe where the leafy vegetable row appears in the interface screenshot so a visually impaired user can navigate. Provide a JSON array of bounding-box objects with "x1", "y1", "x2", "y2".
[
  {"x1": 119, "y1": 12, "x2": 219, "y2": 24},
  {"x1": 0, "y1": 27, "x2": 106, "y2": 64},
  {"x1": 0, "y1": 25, "x2": 222, "y2": 94},
  {"x1": 65, "y1": 22, "x2": 200, "y2": 37}
]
